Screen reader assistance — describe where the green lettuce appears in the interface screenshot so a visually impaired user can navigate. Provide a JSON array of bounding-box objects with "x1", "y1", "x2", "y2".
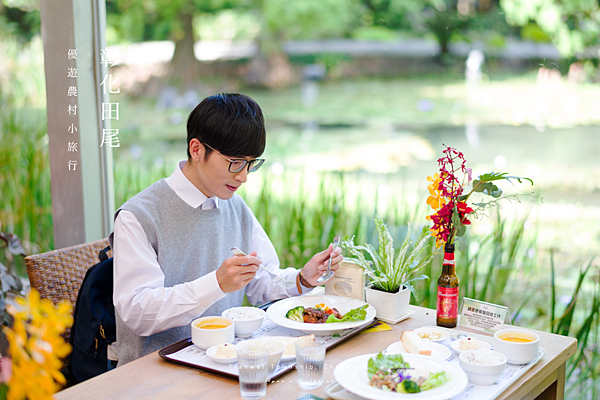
[
  {"x1": 368, "y1": 352, "x2": 449, "y2": 393},
  {"x1": 367, "y1": 352, "x2": 409, "y2": 378},
  {"x1": 326, "y1": 304, "x2": 368, "y2": 323},
  {"x1": 420, "y1": 371, "x2": 449, "y2": 391}
]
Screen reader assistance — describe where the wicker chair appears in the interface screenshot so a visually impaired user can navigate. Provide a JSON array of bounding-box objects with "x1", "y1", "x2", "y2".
[{"x1": 24, "y1": 238, "x2": 111, "y2": 342}]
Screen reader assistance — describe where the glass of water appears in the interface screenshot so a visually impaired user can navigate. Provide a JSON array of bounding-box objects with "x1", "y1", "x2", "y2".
[
  {"x1": 295, "y1": 337, "x2": 327, "y2": 390},
  {"x1": 237, "y1": 343, "x2": 269, "y2": 399}
]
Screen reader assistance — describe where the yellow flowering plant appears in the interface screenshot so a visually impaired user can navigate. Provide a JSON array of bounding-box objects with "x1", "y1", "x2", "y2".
[{"x1": 1, "y1": 289, "x2": 72, "y2": 400}]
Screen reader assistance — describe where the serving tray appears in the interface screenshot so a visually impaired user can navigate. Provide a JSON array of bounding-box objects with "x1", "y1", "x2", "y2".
[
  {"x1": 326, "y1": 325, "x2": 546, "y2": 400},
  {"x1": 158, "y1": 316, "x2": 377, "y2": 381}
]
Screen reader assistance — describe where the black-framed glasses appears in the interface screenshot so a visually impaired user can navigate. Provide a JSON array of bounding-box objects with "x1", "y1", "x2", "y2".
[{"x1": 203, "y1": 142, "x2": 265, "y2": 173}]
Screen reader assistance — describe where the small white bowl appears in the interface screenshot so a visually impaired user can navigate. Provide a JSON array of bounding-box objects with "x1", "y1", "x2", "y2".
[
  {"x1": 413, "y1": 327, "x2": 450, "y2": 343},
  {"x1": 450, "y1": 337, "x2": 492, "y2": 355},
  {"x1": 493, "y1": 328, "x2": 540, "y2": 364},
  {"x1": 222, "y1": 307, "x2": 266, "y2": 337},
  {"x1": 459, "y1": 349, "x2": 507, "y2": 385},
  {"x1": 238, "y1": 338, "x2": 284, "y2": 373},
  {"x1": 191, "y1": 316, "x2": 235, "y2": 349},
  {"x1": 206, "y1": 343, "x2": 238, "y2": 364}
]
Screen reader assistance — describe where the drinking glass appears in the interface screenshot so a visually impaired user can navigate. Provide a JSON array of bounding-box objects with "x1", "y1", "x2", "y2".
[
  {"x1": 295, "y1": 337, "x2": 327, "y2": 390},
  {"x1": 237, "y1": 343, "x2": 269, "y2": 399}
]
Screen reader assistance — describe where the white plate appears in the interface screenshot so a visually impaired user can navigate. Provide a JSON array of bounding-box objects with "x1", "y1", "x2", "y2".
[
  {"x1": 450, "y1": 337, "x2": 491, "y2": 355},
  {"x1": 205, "y1": 344, "x2": 237, "y2": 364},
  {"x1": 334, "y1": 353, "x2": 468, "y2": 400},
  {"x1": 266, "y1": 295, "x2": 376, "y2": 335},
  {"x1": 386, "y1": 341, "x2": 452, "y2": 361},
  {"x1": 413, "y1": 327, "x2": 450, "y2": 343},
  {"x1": 376, "y1": 310, "x2": 415, "y2": 325}
]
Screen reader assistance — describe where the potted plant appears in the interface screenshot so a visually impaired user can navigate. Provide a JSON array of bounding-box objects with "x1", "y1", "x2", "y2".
[{"x1": 342, "y1": 216, "x2": 438, "y2": 320}]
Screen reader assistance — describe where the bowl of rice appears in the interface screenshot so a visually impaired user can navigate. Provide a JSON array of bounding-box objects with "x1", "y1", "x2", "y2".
[
  {"x1": 222, "y1": 307, "x2": 266, "y2": 337},
  {"x1": 459, "y1": 349, "x2": 507, "y2": 385}
]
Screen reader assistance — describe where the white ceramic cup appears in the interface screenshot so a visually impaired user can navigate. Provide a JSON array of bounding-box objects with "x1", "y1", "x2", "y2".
[
  {"x1": 191, "y1": 316, "x2": 235, "y2": 350},
  {"x1": 493, "y1": 328, "x2": 540, "y2": 364}
]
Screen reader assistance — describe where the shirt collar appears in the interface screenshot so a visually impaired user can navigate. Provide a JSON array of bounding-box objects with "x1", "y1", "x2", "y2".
[{"x1": 166, "y1": 160, "x2": 219, "y2": 209}]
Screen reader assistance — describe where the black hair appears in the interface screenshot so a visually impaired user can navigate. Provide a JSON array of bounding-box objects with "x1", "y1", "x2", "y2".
[{"x1": 186, "y1": 93, "x2": 266, "y2": 160}]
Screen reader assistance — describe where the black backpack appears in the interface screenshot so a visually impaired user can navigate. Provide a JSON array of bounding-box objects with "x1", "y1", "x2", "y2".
[{"x1": 66, "y1": 246, "x2": 117, "y2": 384}]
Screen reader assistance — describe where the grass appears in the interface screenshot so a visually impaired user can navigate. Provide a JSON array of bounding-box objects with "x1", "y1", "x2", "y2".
[{"x1": 0, "y1": 37, "x2": 52, "y2": 274}]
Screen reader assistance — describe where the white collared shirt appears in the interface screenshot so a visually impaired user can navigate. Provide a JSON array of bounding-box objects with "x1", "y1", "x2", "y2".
[{"x1": 113, "y1": 161, "x2": 307, "y2": 336}]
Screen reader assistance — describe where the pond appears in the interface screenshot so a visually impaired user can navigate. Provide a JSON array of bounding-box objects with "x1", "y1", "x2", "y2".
[{"x1": 116, "y1": 78, "x2": 600, "y2": 258}]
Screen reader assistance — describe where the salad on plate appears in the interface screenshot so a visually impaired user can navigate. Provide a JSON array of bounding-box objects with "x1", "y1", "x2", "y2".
[
  {"x1": 368, "y1": 352, "x2": 448, "y2": 393},
  {"x1": 285, "y1": 303, "x2": 368, "y2": 324}
]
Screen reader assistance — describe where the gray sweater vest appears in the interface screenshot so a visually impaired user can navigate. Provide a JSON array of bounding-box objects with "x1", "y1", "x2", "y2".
[{"x1": 114, "y1": 179, "x2": 252, "y2": 365}]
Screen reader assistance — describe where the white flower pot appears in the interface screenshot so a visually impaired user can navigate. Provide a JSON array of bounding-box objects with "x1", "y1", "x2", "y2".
[{"x1": 365, "y1": 285, "x2": 410, "y2": 320}]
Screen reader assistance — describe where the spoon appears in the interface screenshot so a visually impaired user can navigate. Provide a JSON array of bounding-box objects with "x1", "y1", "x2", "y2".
[{"x1": 316, "y1": 235, "x2": 341, "y2": 284}]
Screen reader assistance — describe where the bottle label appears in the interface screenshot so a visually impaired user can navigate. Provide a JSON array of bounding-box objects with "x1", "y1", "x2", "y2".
[
  {"x1": 443, "y1": 252, "x2": 455, "y2": 265},
  {"x1": 437, "y1": 286, "x2": 459, "y2": 319}
]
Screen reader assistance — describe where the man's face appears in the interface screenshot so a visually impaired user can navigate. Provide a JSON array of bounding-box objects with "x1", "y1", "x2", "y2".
[{"x1": 194, "y1": 148, "x2": 252, "y2": 200}]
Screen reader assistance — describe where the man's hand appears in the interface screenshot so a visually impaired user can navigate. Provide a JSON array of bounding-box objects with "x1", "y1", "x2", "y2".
[
  {"x1": 301, "y1": 244, "x2": 343, "y2": 287},
  {"x1": 216, "y1": 251, "x2": 261, "y2": 293}
]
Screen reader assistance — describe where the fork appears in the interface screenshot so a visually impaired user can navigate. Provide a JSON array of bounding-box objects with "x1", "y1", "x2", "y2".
[{"x1": 230, "y1": 247, "x2": 295, "y2": 288}]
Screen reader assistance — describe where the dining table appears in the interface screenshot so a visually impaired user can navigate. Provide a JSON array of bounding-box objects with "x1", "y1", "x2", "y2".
[{"x1": 55, "y1": 305, "x2": 577, "y2": 400}]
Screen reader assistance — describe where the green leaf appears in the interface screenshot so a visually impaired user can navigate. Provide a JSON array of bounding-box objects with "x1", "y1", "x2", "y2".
[
  {"x1": 504, "y1": 175, "x2": 534, "y2": 186},
  {"x1": 451, "y1": 208, "x2": 461, "y2": 227},
  {"x1": 455, "y1": 236, "x2": 467, "y2": 252},
  {"x1": 375, "y1": 216, "x2": 394, "y2": 275},
  {"x1": 367, "y1": 352, "x2": 409, "y2": 379},
  {"x1": 472, "y1": 179, "x2": 484, "y2": 192},
  {"x1": 457, "y1": 225, "x2": 466, "y2": 237},
  {"x1": 1, "y1": 233, "x2": 26, "y2": 256},
  {"x1": 420, "y1": 371, "x2": 449, "y2": 391},
  {"x1": 403, "y1": 275, "x2": 430, "y2": 302},
  {"x1": 478, "y1": 171, "x2": 509, "y2": 182},
  {"x1": 326, "y1": 304, "x2": 368, "y2": 323}
]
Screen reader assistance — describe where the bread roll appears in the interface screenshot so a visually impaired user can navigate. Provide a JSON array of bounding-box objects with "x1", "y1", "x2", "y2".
[{"x1": 401, "y1": 330, "x2": 432, "y2": 356}]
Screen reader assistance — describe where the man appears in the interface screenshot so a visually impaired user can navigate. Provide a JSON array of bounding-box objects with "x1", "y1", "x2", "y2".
[{"x1": 109, "y1": 93, "x2": 342, "y2": 365}]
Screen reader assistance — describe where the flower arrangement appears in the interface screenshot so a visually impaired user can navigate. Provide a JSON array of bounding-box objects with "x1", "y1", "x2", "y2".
[
  {"x1": 426, "y1": 145, "x2": 533, "y2": 250},
  {"x1": 1, "y1": 289, "x2": 72, "y2": 400},
  {"x1": 342, "y1": 216, "x2": 437, "y2": 298}
]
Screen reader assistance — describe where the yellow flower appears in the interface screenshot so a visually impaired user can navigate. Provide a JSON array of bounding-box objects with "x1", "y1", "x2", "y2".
[
  {"x1": 426, "y1": 173, "x2": 447, "y2": 211},
  {"x1": 4, "y1": 289, "x2": 72, "y2": 400}
]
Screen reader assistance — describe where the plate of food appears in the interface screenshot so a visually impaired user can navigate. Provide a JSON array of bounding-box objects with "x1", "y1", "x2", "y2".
[
  {"x1": 334, "y1": 352, "x2": 468, "y2": 400},
  {"x1": 205, "y1": 343, "x2": 238, "y2": 364},
  {"x1": 450, "y1": 336, "x2": 491, "y2": 355},
  {"x1": 386, "y1": 331, "x2": 451, "y2": 361},
  {"x1": 413, "y1": 327, "x2": 450, "y2": 343},
  {"x1": 266, "y1": 295, "x2": 376, "y2": 335}
]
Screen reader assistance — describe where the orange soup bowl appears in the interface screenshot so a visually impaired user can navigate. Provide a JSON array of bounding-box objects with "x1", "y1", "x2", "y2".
[
  {"x1": 191, "y1": 316, "x2": 235, "y2": 349},
  {"x1": 493, "y1": 328, "x2": 540, "y2": 364}
]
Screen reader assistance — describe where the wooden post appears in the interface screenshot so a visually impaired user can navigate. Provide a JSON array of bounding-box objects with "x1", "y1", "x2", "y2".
[{"x1": 40, "y1": 0, "x2": 115, "y2": 249}]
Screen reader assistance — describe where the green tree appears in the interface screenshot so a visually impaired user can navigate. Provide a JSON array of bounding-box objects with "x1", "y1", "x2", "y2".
[
  {"x1": 107, "y1": 0, "x2": 242, "y2": 87},
  {"x1": 361, "y1": 1, "x2": 511, "y2": 57},
  {"x1": 246, "y1": 0, "x2": 361, "y2": 87},
  {"x1": 362, "y1": 0, "x2": 474, "y2": 56},
  {"x1": 501, "y1": 0, "x2": 600, "y2": 57},
  {"x1": 0, "y1": 0, "x2": 40, "y2": 42}
]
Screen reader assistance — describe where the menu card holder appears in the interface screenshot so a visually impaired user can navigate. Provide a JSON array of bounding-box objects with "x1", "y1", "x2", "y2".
[
  {"x1": 458, "y1": 297, "x2": 511, "y2": 334},
  {"x1": 324, "y1": 260, "x2": 365, "y2": 301}
]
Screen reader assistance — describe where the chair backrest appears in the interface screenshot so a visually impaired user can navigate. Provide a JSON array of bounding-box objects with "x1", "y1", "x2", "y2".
[{"x1": 24, "y1": 238, "x2": 111, "y2": 341}]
